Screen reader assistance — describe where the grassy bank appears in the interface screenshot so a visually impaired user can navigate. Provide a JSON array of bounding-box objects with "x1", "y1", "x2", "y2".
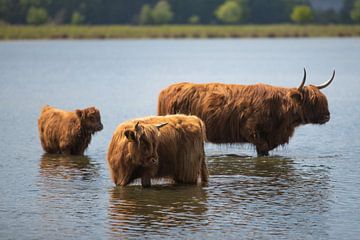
[{"x1": 1, "y1": 24, "x2": 360, "y2": 39}]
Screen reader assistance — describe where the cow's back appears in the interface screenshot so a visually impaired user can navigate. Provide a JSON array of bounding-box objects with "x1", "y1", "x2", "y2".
[
  {"x1": 38, "y1": 106, "x2": 76, "y2": 153},
  {"x1": 156, "y1": 115, "x2": 205, "y2": 181},
  {"x1": 158, "y1": 82, "x2": 211, "y2": 116},
  {"x1": 158, "y1": 82, "x2": 244, "y2": 143},
  {"x1": 38, "y1": 106, "x2": 58, "y2": 153}
]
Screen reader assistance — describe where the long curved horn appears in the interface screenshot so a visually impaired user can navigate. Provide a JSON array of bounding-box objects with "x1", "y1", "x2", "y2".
[
  {"x1": 155, "y1": 122, "x2": 168, "y2": 130},
  {"x1": 315, "y1": 70, "x2": 335, "y2": 90},
  {"x1": 297, "y1": 68, "x2": 306, "y2": 90}
]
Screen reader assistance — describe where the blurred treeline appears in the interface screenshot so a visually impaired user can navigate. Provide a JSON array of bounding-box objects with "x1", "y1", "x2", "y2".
[{"x1": 0, "y1": 0, "x2": 358, "y2": 25}]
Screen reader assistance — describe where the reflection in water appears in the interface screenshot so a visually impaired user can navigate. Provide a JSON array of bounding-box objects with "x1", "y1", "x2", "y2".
[
  {"x1": 207, "y1": 154, "x2": 295, "y2": 177},
  {"x1": 106, "y1": 155, "x2": 331, "y2": 238},
  {"x1": 36, "y1": 154, "x2": 105, "y2": 239},
  {"x1": 39, "y1": 153, "x2": 100, "y2": 181},
  {"x1": 108, "y1": 185, "x2": 208, "y2": 239},
  {"x1": 204, "y1": 155, "x2": 331, "y2": 238}
]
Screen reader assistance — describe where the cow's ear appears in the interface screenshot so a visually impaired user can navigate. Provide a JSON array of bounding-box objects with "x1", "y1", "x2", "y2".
[
  {"x1": 76, "y1": 109, "x2": 83, "y2": 119},
  {"x1": 289, "y1": 91, "x2": 302, "y2": 103},
  {"x1": 124, "y1": 130, "x2": 136, "y2": 142}
]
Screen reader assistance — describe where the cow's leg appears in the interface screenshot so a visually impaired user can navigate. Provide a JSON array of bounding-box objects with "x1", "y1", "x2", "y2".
[
  {"x1": 256, "y1": 144, "x2": 269, "y2": 157},
  {"x1": 71, "y1": 148, "x2": 84, "y2": 156},
  {"x1": 173, "y1": 175, "x2": 197, "y2": 185},
  {"x1": 250, "y1": 130, "x2": 270, "y2": 157},
  {"x1": 59, "y1": 140, "x2": 72, "y2": 155},
  {"x1": 256, "y1": 148, "x2": 269, "y2": 156},
  {"x1": 201, "y1": 156, "x2": 209, "y2": 183},
  {"x1": 141, "y1": 176, "x2": 151, "y2": 188},
  {"x1": 61, "y1": 148, "x2": 72, "y2": 155}
]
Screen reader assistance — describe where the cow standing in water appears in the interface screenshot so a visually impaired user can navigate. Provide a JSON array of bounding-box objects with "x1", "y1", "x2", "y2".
[
  {"x1": 107, "y1": 114, "x2": 208, "y2": 187},
  {"x1": 158, "y1": 69, "x2": 335, "y2": 156},
  {"x1": 38, "y1": 105, "x2": 103, "y2": 155}
]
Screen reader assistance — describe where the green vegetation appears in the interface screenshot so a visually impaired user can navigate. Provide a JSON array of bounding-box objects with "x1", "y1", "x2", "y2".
[
  {"x1": 26, "y1": 7, "x2": 48, "y2": 25},
  {"x1": 0, "y1": 0, "x2": 357, "y2": 25},
  {"x1": 138, "y1": 1, "x2": 173, "y2": 25},
  {"x1": 215, "y1": 0, "x2": 247, "y2": 24},
  {"x1": 351, "y1": 0, "x2": 360, "y2": 22},
  {"x1": 1, "y1": 25, "x2": 359, "y2": 40},
  {"x1": 188, "y1": 15, "x2": 200, "y2": 24},
  {"x1": 151, "y1": 0, "x2": 173, "y2": 24},
  {"x1": 139, "y1": 4, "x2": 153, "y2": 25},
  {"x1": 291, "y1": 5, "x2": 314, "y2": 24},
  {"x1": 71, "y1": 11, "x2": 85, "y2": 25}
]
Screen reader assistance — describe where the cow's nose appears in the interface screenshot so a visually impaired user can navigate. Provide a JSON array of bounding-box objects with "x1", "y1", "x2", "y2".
[
  {"x1": 325, "y1": 114, "x2": 330, "y2": 122},
  {"x1": 321, "y1": 114, "x2": 330, "y2": 124}
]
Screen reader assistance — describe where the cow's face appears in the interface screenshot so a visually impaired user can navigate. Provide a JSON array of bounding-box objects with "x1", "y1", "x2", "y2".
[
  {"x1": 288, "y1": 69, "x2": 334, "y2": 125},
  {"x1": 301, "y1": 86, "x2": 330, "y2": 124},
  {"x1": 124, "y1": 122, "x2": 167, "y2": 171},
  {"x1": 76, "y1": 107, "x2": 103, "y2": 133}
]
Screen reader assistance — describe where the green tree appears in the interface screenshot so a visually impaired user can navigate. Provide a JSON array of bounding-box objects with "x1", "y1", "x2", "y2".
[
  {"x1": 139, "y1": 4, "x2": 153, "y2": 25},
  {"x1": 71, "y1": 11, "x2": 85, "y2": 25},
  {"x1": 351, "y1": 0, "x2": 360, "y2": 22},
  {"x1": 215, "y1": 0, "x2": 247, "y2": 24},
  {"x1": 0, "y1": 0, "x2": 10, "y2": 22},
  {"x1": 151, "y1": 0, "x2": 173, "y2": 25},
  {"x1": 247, "y1": 0, "x2": 295, "y2": 23},
  {"x1": 291, "y1": 5, "x2": 314, "y2": 24},
  {"x1": 188, "y1": 15, "x2": 200, "y2": 24},
  {"x1": 340, "y1": 0, "x2": 356, "y2": 23},
  {"x1": 26, "y1": 6, "x2": 48, "y2": 25}
]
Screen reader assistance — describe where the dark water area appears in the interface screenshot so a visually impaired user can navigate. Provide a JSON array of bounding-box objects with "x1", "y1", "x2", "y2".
[{"x1": 0, "y1": 39, "x2": 359, "y2": 239}]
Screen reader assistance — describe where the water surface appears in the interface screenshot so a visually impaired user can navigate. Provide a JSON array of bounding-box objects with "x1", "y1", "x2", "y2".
[{"x1": 0, "y1": 39, "x2": 359, "y2": 239}]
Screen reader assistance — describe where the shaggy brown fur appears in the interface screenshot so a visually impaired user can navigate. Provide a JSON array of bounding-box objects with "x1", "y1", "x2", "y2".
[
  {"x1": 107, "y1": 114, "x2": 208, "y2": 187},
  {"x1": 38, "y1": 105, "x2": 103, "y2": 155},
  {"x1": 158, "y1": 73, "x2": 334, "y2": 156}
]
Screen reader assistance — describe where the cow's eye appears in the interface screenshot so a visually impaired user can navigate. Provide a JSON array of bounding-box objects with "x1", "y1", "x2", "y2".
[{"x1": 140, "y1": 137, "x2": 149, "y2": 147}]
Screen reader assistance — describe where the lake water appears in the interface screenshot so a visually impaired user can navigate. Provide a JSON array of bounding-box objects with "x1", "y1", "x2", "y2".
[{"x1": 0, "y1": 39, "x2": 359, "y2": 239}]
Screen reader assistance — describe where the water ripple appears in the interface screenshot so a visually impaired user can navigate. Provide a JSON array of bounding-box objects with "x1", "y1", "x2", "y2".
[{"x1": 104, "y1": 154, "x2": 333, "y2": 239}]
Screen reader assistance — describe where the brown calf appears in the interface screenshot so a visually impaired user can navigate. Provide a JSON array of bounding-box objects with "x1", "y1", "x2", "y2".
[{"x1": 38, "y1": 105, "x2": 103, "y2": 155}]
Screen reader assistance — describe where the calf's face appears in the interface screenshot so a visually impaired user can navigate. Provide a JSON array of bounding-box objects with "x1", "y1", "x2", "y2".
[
  {"x1": 76, "y1": 107, "x2": 103, "y2": 133},
  {"x1": 124, "y1": 122, "x2": 167, "y2": 171}
]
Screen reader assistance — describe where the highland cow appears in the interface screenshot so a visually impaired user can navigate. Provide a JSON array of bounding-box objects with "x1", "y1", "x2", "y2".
[
  {"x1": 107, "y1": 114, "x2": 208, "y2": 187},
  {"x1": 158, "y1": 69, "x2": 335, "y2": 156},
  {"x1": 38, "y1": 105, "x2": 103, "y2": 155}
]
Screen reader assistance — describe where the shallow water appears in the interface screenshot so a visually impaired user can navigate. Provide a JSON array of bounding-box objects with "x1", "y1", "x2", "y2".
[{"x1": 0, "y1": 39, "x2": 360, "y2": 239}]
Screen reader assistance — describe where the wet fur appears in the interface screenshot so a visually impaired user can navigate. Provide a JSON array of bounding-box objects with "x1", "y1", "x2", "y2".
[
  {"x1": 38, "y1": 105, "x2": 103, "y2": 155},
  {"x1": 107, "y1": 114, "x2": 208, "y2": 187},
  {"x1": 158, "y1": 83, "x2": 330, "y2": 156}
]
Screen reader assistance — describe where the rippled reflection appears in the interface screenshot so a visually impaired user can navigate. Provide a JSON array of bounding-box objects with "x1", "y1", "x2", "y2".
[
  {"x1": 106, "y1": 155, "x2": 331, "y2": 238},
  {"x1": 204, "y1": 155, "x2": 331, "y2": 238},
  {"x1": 39, "y1": 153, "x2": 100, "y2": 181},
  {"x1": 108, "y1": 185, "x2": 208, "y2": 238},
  {"x1": 36, "y1": 154, "x2": 105, "y2": 239},
  {"x1": 208, "y1": 154, "x2": 295, "y2": 177}
]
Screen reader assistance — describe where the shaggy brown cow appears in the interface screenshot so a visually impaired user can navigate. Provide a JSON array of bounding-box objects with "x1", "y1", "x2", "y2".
[
  {"x1": 38, "y1": 105, "x2": 103, "y2": 155},
  {"x1": 158, "y1": 69, "x2": 335, "y2": 156},
  {"x1": 107, "y1": 114, "x2": 208, "y2": 187}
]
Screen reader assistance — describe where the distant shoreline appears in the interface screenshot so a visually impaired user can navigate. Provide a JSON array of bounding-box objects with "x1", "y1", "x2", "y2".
[{"x1": 1, "y1": 24, "x2": 360, "y2": 40}]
